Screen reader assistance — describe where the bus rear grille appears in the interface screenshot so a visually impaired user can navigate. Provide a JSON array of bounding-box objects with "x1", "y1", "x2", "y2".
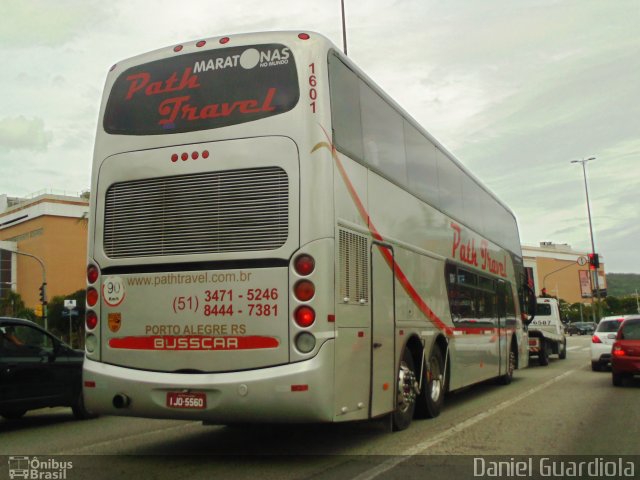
[{"x1": 103, "y1": 167, "x2": 288, "y2": 258}]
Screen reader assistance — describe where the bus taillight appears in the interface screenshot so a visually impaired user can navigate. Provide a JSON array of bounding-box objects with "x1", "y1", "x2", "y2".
[
  {"x1": 294, "y1": 280, "x2": 315, "y2": 302},
  {"x1": 86, "y1": 287, "x2": 99, "y2": 307},
  {"x1": 87, "y1": 264, "x2": 99, "y2": 284},
  {"x1": 86, "y1": 311, "x2": 98, "y2": 330},
  {"x1": 294, "y1": 254, "x2": 315, "y2": 276},
  {"x1": 294, "y1": 306, "x2": 315, "y2": 328},
  {"x1": 295, "y1": 333, "x2": 315, "y2": 353}
]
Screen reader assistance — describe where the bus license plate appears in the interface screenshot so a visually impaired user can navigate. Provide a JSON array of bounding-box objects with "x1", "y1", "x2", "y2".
[{"x1": 166, "y1": 392, "x2": 207, "y2": 409}]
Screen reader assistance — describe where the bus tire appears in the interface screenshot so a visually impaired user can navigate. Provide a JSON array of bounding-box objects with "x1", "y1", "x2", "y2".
[
  {"x1": 416, "y1": 346, "x2": 445, "y2": 419},
  {"x1": 392, "y1": 348, "x2": 418, "y2": 431},
  {"x1": 498, "y1": 345, "x2": 516, "y2": 385}
]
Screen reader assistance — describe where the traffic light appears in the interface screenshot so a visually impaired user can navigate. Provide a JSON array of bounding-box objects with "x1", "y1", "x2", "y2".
[
  {"x1": 588, "y1": 253, "x2": 600, "y2": 270},
  {"x1": 39, "y1": 282, "x2": 47, "y2": 305}
]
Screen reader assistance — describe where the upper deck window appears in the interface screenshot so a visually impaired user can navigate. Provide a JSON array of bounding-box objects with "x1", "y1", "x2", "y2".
[{"x1": 104, "y1": 44, "x2": 299, "y2": 135}]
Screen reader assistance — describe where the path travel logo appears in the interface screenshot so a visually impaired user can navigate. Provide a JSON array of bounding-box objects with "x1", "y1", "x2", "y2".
[{"x1": 8, "y1": 456, "x2": 73, "y2": 479}]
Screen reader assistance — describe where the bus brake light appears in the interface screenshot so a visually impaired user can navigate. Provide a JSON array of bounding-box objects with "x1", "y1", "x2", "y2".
[{"x1": 294, "y1": 306, "x2": 315, "y2": 327}]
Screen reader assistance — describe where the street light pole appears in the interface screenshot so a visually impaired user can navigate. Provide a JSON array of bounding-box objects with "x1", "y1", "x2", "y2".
[
  {"x1": 571, "y1": 156, "x2": 600, "y2": 321},
  {"x1": 341, "y1": 0, "x2": 348, "y2": 55}
]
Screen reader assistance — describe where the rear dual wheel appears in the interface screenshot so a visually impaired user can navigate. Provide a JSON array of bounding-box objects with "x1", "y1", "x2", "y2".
[{"x1": 392, "y1": 349, "x2": 418, "y2": 431}]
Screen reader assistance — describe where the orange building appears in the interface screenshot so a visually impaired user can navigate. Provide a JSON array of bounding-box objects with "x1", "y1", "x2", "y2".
[
  {"x1": 523, "y1": 242, "x2": 606, "y2": 305},
  {"x1": 0, "y1": 192, "x2": 89, "y2": 311}
]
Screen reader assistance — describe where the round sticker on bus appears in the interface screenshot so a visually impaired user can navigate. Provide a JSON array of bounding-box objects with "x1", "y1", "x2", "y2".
[{"x1": 103, "y1": 276, "x2": 126, "y2": 307}]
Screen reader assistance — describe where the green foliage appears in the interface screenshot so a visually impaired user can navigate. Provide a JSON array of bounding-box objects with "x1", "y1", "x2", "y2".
[
  {"x1": 561, "y1": 295, "x2": 639, "y2": 323},
  {"x1": 47, "y1": 289, "x2": 86, "y2": 345},
  {"x1": 0, "y1": 290, "x2": 37, "y2": 321},
  {"x1": 606, "y1": 273, "x2": 640, "y2": 297}
]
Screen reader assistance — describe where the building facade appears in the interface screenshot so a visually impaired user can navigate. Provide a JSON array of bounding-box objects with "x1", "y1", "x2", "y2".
[
  {"x1": 0, "y1": 192, "x2": 89, "y2": 311},
  {"x1": 523, "y1": 241, "x2": 606, "y2": 305}
]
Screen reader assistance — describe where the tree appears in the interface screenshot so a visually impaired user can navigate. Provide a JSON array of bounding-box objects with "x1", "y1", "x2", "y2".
[
  {"x1": 0, "y1": 290, "x2": 37, "y2": 321},
  {"x1": 47, "y1": 289, "x2": 86, "y2": 345}
]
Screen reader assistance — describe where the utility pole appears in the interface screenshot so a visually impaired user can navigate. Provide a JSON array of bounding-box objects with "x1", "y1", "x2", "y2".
[
  {"x1": 571, "y1": 157, "x2": 600, "y2": 322},
  {"x1": 341, "y1": 0, "x2": 348, "y2": 55}
]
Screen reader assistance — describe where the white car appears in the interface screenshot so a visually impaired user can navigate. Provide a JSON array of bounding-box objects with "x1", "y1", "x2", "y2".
[{"x1": 590, "y1": 315, "x2": 640, "y2": 371}]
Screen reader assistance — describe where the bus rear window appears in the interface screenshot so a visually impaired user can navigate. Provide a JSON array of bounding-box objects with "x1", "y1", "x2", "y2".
[{"x1": 104, "y1": 44, "x2": 299, "y2": 135}]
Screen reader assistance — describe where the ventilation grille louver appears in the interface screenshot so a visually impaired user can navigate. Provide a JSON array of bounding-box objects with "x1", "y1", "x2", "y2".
[
  {"x1": 103, "y1": 167, "x2": 288, "y2": 258},
  {"x1": 339, "y1": 229, "x2": 369, "y2": 304}
]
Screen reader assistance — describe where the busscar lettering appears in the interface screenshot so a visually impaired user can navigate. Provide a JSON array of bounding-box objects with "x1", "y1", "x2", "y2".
[
  {"x1": 125, "y1": 67, "x2": 201, "y2": 100},
  {"x1": 157, "y1": 87, "x2": 277, "y2": 126},
  {"x1": 154, "y1": 336, "x2": 239, "y2": 350}
]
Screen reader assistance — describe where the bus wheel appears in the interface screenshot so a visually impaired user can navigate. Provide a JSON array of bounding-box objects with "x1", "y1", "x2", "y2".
[
  {"x1": 416, "y1": 346, "x2": 445, "y2": 419},
  {"x1": 425, "y1": 346, "x2": 446, "y2": 417},
  {"x1": 392, "y1": 349, "x2": 418, "y2": 431},
  {"x1": 498, "y1": 346, "x2": 516, "y2": 385}
]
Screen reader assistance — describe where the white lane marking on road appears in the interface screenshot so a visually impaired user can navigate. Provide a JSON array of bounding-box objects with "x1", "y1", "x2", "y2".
[
  {"x1": 353, "y1": 369, "x2": 577, "y2": 480},
  {"x1": 566, "y1": 346, "x2": 582, "y2": 351},
  {"x1": 53, "y1": 422, "x2": 201, "y2": 455}
]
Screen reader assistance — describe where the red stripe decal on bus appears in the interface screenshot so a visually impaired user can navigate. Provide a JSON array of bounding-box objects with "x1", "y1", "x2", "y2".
[
  {"x1": 109, "y1": 335, "x2": 279, "y2": 350},
  {"x1": 314, "y1": 129, "x2": 454, "y2": 337}
]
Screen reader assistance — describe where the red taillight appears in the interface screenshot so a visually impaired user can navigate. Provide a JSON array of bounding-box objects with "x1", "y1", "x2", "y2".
[
  {"x1": 612, "y1": 345, "x2": 626, "y2": 357},
  {"x1": 202, "y1": 150, "x2": 209, "y2": 159},
  {"x1": 294, "y1": 280, "x2": 315, "y2": 301},
  {"x1": 173, "y1": 45, "x2": 183, "y2": 52},
  {"x1": 219, "y1": 37, "x2": 230, "y2": 44},
  {"x1": 191, "y1": 151, "x2": 199, "y2": 160},
  {"x1": 298, "y1": 33, "x2": 310, "y2": 40},
  {"x1": 591, "y1": 335, "x2": 602, "y2": 344},
  {"x1": 294, "y1": 306, "x2": 315, "y2": 327},
  {"x1": 294, "y1": 254, "x2": 315, "y2": 276},
  {"x1": 196, "y1": 40, "x2": 206, "y2": 47},
  {"x1": 87, "y1": 287, "x2": 98, "y2": 307},
  {"x1": 87, "y1": 265, "x2": 99, "y2": 284},
  {"x1": 86, "y1": 311, "x2": 98, "y2": 330}
]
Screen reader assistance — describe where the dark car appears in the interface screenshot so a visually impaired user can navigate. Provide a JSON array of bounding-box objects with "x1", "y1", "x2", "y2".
[
  {"x1": 611, "y1": 316, "x2": 640, "y2": 386},
  {"x1": 567, "y1": 322, "x2": 595, "y2": 336},
  {"x1": 0, "y1": 317, "x2": 94, "y2": 420}
]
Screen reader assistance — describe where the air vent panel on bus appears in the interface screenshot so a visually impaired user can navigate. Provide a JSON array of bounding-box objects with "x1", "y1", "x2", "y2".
[
  {"x1": 103, "y1": 167, "x2": 288, "y2": 258},
  {"x1": 339, "y1": 229, "x2": 369, "y2": 304}
]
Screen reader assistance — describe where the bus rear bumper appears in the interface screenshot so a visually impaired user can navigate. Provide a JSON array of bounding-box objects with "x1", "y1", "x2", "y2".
[{"x1": 83, "y1": 340, "x2": 335, "y2": 424}]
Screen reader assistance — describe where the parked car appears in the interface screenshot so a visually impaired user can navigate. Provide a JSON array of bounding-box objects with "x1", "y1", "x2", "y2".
[
  {"x1": 591, "y1": 316, "x2": 626, "y2": 371},
  {"x1": 611, "y1": 316, "x2": 640, "y2": 386},
  {"x1": 567, "y1": 322, "x2": 595, "y2": 336},
  {"x1": 0, "y1": 317, "x2": 95, "y2": 420}
]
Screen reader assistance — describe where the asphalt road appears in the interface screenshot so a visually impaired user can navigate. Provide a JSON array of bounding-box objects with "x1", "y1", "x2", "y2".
[{"x1": 1, "y1": 335, "x2": 638, "y2": 480}]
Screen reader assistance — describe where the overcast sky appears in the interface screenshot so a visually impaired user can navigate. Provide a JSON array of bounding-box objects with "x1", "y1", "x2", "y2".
[{"x1": 1, "y1": 0, "x2": 638, "y2": 273}]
